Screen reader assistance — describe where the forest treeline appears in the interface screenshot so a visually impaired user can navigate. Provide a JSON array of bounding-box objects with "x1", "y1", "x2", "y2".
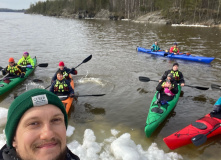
[{"x1": 26, "y1": 0, "x2": 221, "y2": 24}]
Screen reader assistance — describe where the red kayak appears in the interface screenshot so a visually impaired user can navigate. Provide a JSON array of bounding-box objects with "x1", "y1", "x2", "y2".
[{"x1": 163, "y1": 112, "x2": 221, "y2": 150}]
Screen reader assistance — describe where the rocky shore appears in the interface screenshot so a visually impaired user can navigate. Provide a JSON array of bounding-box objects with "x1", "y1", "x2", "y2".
[{"x1": 56, "y1": 9, "x2": 221, "y2": 27}]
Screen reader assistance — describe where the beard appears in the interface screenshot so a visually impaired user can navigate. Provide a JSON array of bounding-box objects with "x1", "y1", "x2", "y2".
[{"x1": 16, "y1": 138, "x2": 67, "y2": 160}]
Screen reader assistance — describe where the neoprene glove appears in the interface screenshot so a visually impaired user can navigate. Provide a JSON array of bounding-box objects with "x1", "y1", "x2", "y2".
[{"x1": 70, "y1": 68, "x2": 75, "y2": 73}]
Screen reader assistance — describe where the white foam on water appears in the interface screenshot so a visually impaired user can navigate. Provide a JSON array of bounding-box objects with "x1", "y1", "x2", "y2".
[
  {"x1": 25, "y1": 82, "x2": 45, "y2": 90},
  {"x1": 78, "y1": 77, "x2": 105, "y2": 87},
  {"x1": 77, "y1": 71, "x2": 105, "y2": 87}
]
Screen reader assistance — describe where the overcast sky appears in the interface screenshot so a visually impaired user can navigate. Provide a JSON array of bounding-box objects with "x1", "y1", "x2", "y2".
[{"x1": 0, "y1": 0, "x2": 46, "y2": 10}]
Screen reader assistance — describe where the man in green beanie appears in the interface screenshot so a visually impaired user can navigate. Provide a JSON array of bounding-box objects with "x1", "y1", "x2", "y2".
[{"x1": 0, "y1": 88, "x2": 80, "y2": 160}]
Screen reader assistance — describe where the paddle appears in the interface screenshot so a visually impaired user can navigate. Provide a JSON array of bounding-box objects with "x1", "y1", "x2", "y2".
[
  {"x1": 191, "y1": 123, "x2": 221, "y2": 146},
  {"x1": 58, "y1": 94, "x2": 105, "y2": 98},
  {"x1": 45, "y1": 55, "x2": 92, "y2": 90},
  {"x1": 211, "y1": 84, "x2": 221, "y2": 90},
  {"x1": 139, "y1": 76, "x2": 209, "y2": 90},
  {"x1": 0, "y1": 73, "x2": 9, "y2": 81}
]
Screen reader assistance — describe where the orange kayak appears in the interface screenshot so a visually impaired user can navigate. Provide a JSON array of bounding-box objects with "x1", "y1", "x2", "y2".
[{"x1": 62, "y1": 75, "x2": 75, "y2": 114}]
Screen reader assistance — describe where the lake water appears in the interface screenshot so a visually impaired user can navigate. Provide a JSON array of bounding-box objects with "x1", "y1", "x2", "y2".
[{"x1": 0, "y1": 12, "x2": 221, "y2": 160}]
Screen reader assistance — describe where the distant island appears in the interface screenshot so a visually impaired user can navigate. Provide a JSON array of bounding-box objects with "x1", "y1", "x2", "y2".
[{"x1": 0, "y1": 8, "x2": 26, "y2": 12}]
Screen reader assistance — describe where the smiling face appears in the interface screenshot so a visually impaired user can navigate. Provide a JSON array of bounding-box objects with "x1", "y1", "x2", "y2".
[
  {"x1": 57, "y1": 73, "x2": 63, "y2": 81},
  {"x1": 12, "y1": 104, "x2": 67, "y2": 160},
  {"x1": 172, "y1": 65, "x2": 179, "y2": 71}
]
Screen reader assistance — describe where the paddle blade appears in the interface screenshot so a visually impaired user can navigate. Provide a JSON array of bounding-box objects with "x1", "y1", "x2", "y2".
[
  {"x1": 185, "y1": 85, "x2": 209, "y2": 90},
  {"x1": 38, "y1": 63, "x2": 48, "y2": 67},
  {"x1": 83, "y1": 55, "x2": 92, "y2": 63},
  {"x1": 0, "y1": 66, "x2": 3, "y2": 71},
  {"x1": 164, "y1": 53, "x2": 169, "y2": 56},
  {"x1": 191, "y1": 134, "x2": 207, "y2": 146},
  {"x1": 211, "y1": 84, "x2": 221, "y2": 90},
  {"x1": 139, "y1": 76, "x2": 150, "y2": 82},
  {"x1": 194, "y1": 86, "x2": 209, "y2": 90},
  {"x1": 32, "y1": 79, "x2": 43, "y2": 83}
]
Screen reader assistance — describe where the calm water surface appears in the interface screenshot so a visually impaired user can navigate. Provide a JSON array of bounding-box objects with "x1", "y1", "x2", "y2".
[{"x1": 0, "y1": 12, "x2": 221, "y2": 160}]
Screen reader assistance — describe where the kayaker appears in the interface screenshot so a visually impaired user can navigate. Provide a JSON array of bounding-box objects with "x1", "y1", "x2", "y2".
[
  {"x1": 50, "y1": 70, "x2": 75, "y2": 97},
  {"x1": 0, "y1": 88, "x2": 80, "y2": 160},
  {"x1": 159, "y1": 62, "x2": 185, "y2": 87},
  {"x1": 169, "y1": 42, "x2": 180, "y2": 55},
  {"x1": 210, "y1": 97, "x2": 221, "y2": 118},
  {"x1": 156, "y1": 73, "x2": 178, "y2": 102},
  {"x1": 18, "y1": 52, "x2": 35, "y2": 68},
  {"x1": 51, "y1": 61, "x2": 77, "y2": 83},
  {"x1": 151, "y1": 41, "x2": 160, "y2": 51},
  {"x1": 1, "y1": 57, "x2": 25, "y2": 78}
]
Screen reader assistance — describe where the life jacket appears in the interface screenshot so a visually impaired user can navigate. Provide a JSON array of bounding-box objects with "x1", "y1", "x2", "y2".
[
  {"x1": 62, "y1": 70, "x2": 70, "y2": 80},
  {"x1": 54, "y1": 79, "x2": 69, "y2": 93},
  {"x1": 162, "y1": 82, "x2": 175, "y2": 96},
  {"x1": 170, "y1": 70, "x2": 180, "y2": 81},
  {"x1": 172, "y1": 47, "x2": 178, "y2": 53},
  {"x1": 19, "y1": 58, "x2": 31, "y2": 66},
  {"x1": 7, "y1": 64, "x2": 22, "y2": 75},
  {"x1": 152, "y1": 44, "x2": 160, "y2": 51},
  {"x1": 18, "y1": 55, "x2": 34, "y2": 66}
]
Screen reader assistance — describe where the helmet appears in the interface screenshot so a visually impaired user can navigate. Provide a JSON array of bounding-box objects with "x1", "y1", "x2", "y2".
[
  {"x1": 8, "y1": 57, "x2": 15, "y2": 63},
  {"x1": 58, "y1": 61, "x2": 64, "y2": 66},
  {"x1": 23, "y1": 52, "x2": 29, "y2": 56}
]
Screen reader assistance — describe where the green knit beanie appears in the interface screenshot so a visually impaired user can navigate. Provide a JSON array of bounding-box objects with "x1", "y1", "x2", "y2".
[{"x1": 5, "y1": 88, "x2": 68, "y2": 148}]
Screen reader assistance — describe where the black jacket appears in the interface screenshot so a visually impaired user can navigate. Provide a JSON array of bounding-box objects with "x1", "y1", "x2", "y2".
[
  {"x1": 160, "y1": 69, "x2": 185, "y2": 84},
  {"x1": 52, "y1": 67, "x2": 77, "y2": 82},
  {"x1": 0, "y1": 144, "x2": 80, "y2": 160}
]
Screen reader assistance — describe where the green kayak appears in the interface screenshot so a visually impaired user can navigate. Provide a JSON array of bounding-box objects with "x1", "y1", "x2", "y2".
[
  {"x1": 144, "y1": 85, "x2": 181, "y2": 137},
  {"x1": 0, "y1": 57, "x2": 37, "y2": 96}
]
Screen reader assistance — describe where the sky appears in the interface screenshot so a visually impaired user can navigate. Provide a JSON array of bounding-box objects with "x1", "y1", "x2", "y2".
[{"x1": 0, "y1": 0, "x2": 46, "y2": 10}]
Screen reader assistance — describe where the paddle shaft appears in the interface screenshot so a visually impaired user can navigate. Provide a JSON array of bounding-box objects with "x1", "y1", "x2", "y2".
[
  {"x1": 139, "y1": 76, "x2": 208, "y2": 90},
  {"x1": 58, "y1": 94, "x2": 105, "y2": 98},
  {"x1": 0, "y1": 73, "x2": 9, "y2": 81}
]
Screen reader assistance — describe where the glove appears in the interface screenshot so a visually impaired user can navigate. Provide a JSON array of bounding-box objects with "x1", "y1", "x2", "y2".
[
  {"x1": 26, "y1": 65, "x2": 32, "y2": 68},
  {"x1": 20, "y1": 73, "x2": 25, "y2": 78},
  {"x1": 69, "y1": 93, "x2": 75, "y2": 98},
  {"x1": 70, "y1": 68, "x2": 75, "y2": 73}
]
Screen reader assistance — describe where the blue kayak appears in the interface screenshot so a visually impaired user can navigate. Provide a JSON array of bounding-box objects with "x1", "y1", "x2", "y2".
[{"x1": 137, "y1": 47, "x2": 215, "y2": 63}]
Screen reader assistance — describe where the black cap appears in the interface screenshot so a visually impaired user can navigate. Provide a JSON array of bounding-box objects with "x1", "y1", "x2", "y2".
[{"x1": 173, "y1": 62, "x2": 179, "y2": 66}]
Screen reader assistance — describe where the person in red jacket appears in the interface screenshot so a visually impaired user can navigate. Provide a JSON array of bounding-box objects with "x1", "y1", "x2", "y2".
[{"x1": 169, "y1": 42, "x2": 180, "y2": 55}]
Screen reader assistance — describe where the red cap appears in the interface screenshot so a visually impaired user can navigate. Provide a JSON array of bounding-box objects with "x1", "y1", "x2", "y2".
[
  {"x1": 58, "y1": 61, "x2": 64, "y2": 66},
  {"x1": 8, "y1": 57, "x2": 15, "y2": 63}
]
